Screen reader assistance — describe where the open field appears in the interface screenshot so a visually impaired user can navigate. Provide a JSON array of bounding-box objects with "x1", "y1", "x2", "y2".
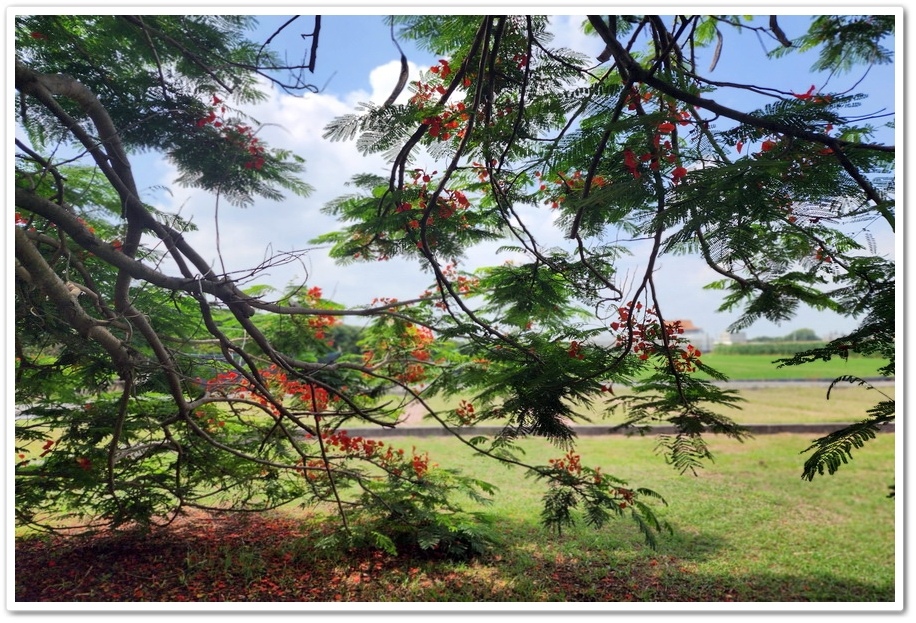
[
  {"x1": 15, "y1": 359, "x2": 897, "y2": 604},
  {"x1": 391, "y1": 353, "x2": 893, "y2": 427},
  {"x1": 694, "y1": 352, "x2": 889, "y2": 381},
  {"x1": 14, "y1": 431, "x2": 896, "y2": 603},
  {"x1": 399, "y1": 381, "x2": 895, "y2": 428}
]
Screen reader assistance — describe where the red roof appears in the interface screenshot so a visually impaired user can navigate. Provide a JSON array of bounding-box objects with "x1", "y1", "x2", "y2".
[{"x1": 666, "y1": 319, "x2": 700, "y2": 332}]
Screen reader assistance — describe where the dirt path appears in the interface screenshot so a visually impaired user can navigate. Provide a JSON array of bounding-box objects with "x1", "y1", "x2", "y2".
[{"x1": 398, "y1": 400, "x2": 428, "y2": 425}]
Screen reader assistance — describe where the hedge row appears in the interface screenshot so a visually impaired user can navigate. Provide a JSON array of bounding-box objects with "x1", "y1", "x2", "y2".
[{"x1": 712, "y1": 342, "x2": 828, "y2": 356}]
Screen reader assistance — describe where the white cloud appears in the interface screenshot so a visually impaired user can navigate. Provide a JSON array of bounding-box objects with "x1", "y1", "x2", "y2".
[{"x1": 148, "y1": 64, "x2": 449, "y2": 307}]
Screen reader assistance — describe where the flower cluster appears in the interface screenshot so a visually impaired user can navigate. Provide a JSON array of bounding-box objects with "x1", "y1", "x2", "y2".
[
  {"x1": 511, "y1": 52, "x2": 528, "y2": 70},
  {"x1": 370, "y1": 296, "x2": 400, "y2": 308},
  {"x1": 622, "y1": 128, "x2": 688, "y2": 184},
  {"x1": 422, "y1": 101, "x2": 470, "y2": 141},
  {"x1": 471, "y1": 159, "x2": 497, "y2": 182},
  {"x1": 546, "y1": 454, "x2": 637, "y2": 509},
  {"x1": 793, "y1": 84, "x2": 832, "y2": 104},
  {"x1": 302, "y1": 286, "x2": 340, "y2": 340},
  {"x1": 609, "y1": 302, "x2": 702, "y2": 371},
  {"x1": 361, "y1": 321, "x2": 438, "y2": 386},
  {"x1": 615, "y1": 487, "x2": 636, "y2": 509},
  {"x1": 537, "y1": 169, "x2": 609, "y2": 210},
  {"x1": 411, "y1": 58, "x2": 523, "y2": 143},
  {"x1": 737, "y1": 137, "x2": 782, "y2": 158},
  {"x1": 317, "y1": 430, "x2": 388, "y2": 459},
  {"x1": 410, "y1": 449, "x2": 432, "y2": 479},
  {"x1": 619, "y1": 87, "x2": 692, "y2": 184},
  {"x1": 567, "y1": 340, "x2": 585, "y2": 360},
  {"x1": 192, "y1": 408, "x2": 226, "y2": 432},
  {"x1": 455, "y1": 399, "x2": 477, "y2": 426},
  {"x1": 548, "y1": 451, "x2": 582, "y2": 475},
  {"x1": 410, "y1": 59, "x2": 472, "y2": 108},
  {"x1": 302, "y1": 430, "x2": 433, "y2": 481},
  {"x1": 676, "y1": 343, "x2": 703, "y2": 373},
  {"x1": 203, "y1": 364, "x2": 337, "y2": 416},
  {"x1": 420, "y1": 262, "x2": 480, "y2": 308},
  {"x1": 196, "y1": 95, "x2": 266, "y2": 171},
  {"x1": 395, "y1": 169, "x2": 473, "y2": 236},
  {"x1": 624, "y1": 85, "x2": 653, "y2": 111}
]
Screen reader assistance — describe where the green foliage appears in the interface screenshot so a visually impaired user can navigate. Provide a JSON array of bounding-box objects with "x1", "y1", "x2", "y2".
[
  {"x1": 14, "y1": 14, "x2": 487, "y2": 548},
  {"x1": 340, "y1": 465, "x2": 500, "y2": 560},
  {"x1": 15, "y1": 12, "x2": 895, "y2": 553},
  {"x1": 800, "y1": 405, "x2": 893, "y2": 481},
  {"x1": 316, "y1": 13, "x2": 893, "y2": 532},
  {"x1": 785, "y1": 328, "x2": 820, "y2": 341},
  {"x1": 773, "y1": 262, "x2": 895, "y2": 479},
  {"x1": 769, "y1": 15, "x2": 895, "y2": 73},
  {"x1": 16, "y1": 15, "x2": 311, "y2": 207},
  {"x1": 534, "y1": 452, "x2": 671, "y2": 548}
]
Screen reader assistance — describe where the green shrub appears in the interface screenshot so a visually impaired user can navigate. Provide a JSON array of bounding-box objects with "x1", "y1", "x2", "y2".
[{"x1": 714, "y1": 341, "x2": 827, "y2": 356}]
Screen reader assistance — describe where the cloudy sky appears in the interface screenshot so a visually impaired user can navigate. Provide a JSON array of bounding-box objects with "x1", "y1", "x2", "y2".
[{"x1": 141, "y1": 12, "x2": 897, "y2": 340}]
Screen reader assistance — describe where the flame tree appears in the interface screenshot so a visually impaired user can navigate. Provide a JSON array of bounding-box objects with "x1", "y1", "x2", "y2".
[{"x1": 14, "y1": 14, "x2": 894, "y2": 554}]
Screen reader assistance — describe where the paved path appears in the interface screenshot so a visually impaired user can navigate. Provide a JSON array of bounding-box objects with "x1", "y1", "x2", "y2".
[
  {"x1": 348, "y1": 379, "x2": 896, "y2": 438},
  {"x1": 343, "y1": 420, "x2": 895, "y2": 439}
]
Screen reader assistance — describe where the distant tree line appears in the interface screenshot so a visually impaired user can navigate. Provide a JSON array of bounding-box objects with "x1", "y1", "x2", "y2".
[{"x1": 747, "y1": 328, "x2": 821, "y2": 343}]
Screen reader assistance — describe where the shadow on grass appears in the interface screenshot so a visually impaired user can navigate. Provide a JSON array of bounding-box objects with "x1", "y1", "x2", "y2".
[{"x1": 13, "y1": 510, "x2": 895, "y2": 604}]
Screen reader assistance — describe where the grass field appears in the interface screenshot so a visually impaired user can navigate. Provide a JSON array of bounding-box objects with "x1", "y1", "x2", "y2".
[
  {"x1": 15, "y1": 430, "x2": 896, "y2": 603},
  {"x1": 366, "y1": 431, "x2": 896, "y2": 602},
  {"x1": 402, "y1": 380, "x2": 895, "y2": 428},
  {"x1": 695, "y1": 352, "x2": 889, "y2": 381},
  {"x1": 14, "y1": 358, "x2": 898, "y2": 604}
]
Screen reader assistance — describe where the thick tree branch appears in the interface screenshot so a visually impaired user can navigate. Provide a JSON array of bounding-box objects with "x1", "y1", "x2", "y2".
[{"x1": 14, "y1": 226, "x2": 136, "y2": 376}]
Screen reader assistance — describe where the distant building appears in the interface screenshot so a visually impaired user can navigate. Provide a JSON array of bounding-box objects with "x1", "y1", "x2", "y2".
[
  {"x1": 716, "y1": 331, "x2": 748, "y2": 346},
  {"x1": 666, "y1": 319, "x2": 713, "y2": 352},
  {"x1": 591, "y1": 318, "x2": 713, "y2": 352}
]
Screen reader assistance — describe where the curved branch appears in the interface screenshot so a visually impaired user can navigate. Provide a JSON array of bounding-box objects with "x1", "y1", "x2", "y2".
[
  {"x1": 586, "y1": 17, "x2": 894, "y2": 229},
  {"x1": 14, "y1": 226, "x2": 136, "y2": 375}
]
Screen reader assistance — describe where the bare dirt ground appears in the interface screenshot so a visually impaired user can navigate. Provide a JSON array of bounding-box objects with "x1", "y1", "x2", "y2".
[{"x1": 397, "y1": 400, "x2": 429, "y2": 425}]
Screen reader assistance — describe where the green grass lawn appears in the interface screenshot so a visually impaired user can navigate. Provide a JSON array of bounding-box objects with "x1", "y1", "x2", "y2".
[
  {"x1": 627, "y1": 383, "x2": 895, "y2": 426},
  {"x1": 696, "y1": 352, "x2": 889, "y2": 381},
  {"x1": 16, "y1": 401, "x2": 897, "y2": 602},
  {"x1": 15, "y1": 356, "x2": 897, "y2": 603},
  {"x1": 402, "y1": 380, "x2": 895, "y2": 428},
  {"x1": 358, "y1": 430, "x2": 897, "y2": 602}
]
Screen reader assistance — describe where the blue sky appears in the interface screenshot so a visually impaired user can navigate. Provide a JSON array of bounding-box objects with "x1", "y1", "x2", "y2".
[
  {"x1": 16, "y1": 9, "x2": 897, "y2": 341},
  {"x1": 249, "y1": 15, "x2": 437, "y2": 97}
]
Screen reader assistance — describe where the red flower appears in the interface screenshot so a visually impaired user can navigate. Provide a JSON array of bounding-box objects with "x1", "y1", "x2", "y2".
[
  {"x1": 761, "y1": 139, "x2": 778, "y2": 152},
  {"x1": 793, "y1": 85, "x2": 816, "y2": 100},
  {"x1": 672, "y1": 166, "x2": 688, "y2": 184},
  {"x1": 657, "y1": 121, "x2": 676, "y2": 133}
]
